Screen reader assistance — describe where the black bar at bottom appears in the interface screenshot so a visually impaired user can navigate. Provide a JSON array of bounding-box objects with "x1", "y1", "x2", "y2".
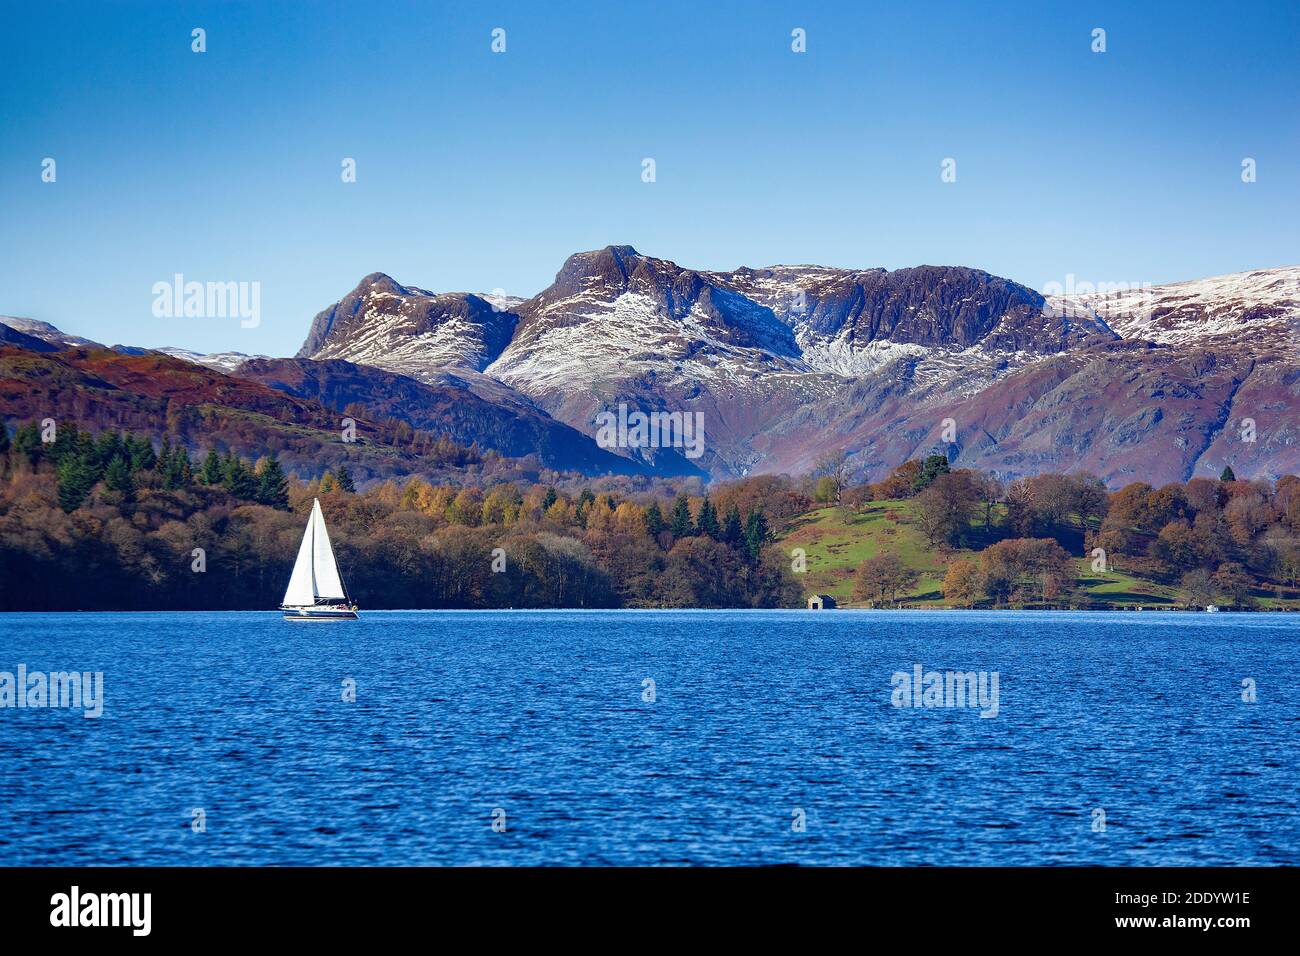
[{"x1": 0, "y1": 866, "x2": 1290, "y2": 942}]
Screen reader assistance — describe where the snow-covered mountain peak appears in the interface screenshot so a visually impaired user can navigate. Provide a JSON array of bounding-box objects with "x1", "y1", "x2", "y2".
[{"x1": 296, "y1": 273, "x2": 518, "y2": 379}]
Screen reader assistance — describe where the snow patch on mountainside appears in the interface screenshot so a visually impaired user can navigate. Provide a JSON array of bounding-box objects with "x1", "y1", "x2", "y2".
[
  {"x1": 478, "y1": 292, "x2": 526, "y2": 312},
  {"x1": 153, "y1": 347, "x2": 266, "y2": 373},
  {"x1": 796, "y1": 329, "x2": 929, "y2": 377},
  {"x1": 709, "y1": 265, "x2": 874, "y2": 321},
  {"x1": 314, "y1": 310, "x2": 486, "y2": 376},
  {"x1": 1047, "y1": 266, "x2": 1300, "y2": 346},
  {"x1": 490, "y1": 291, "x2": 807, "y2": 397}
]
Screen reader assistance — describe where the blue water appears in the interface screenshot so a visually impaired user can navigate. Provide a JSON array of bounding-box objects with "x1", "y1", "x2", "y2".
[{"x1": 0, "y1": 610, "x2": 1295, "y2": 866}]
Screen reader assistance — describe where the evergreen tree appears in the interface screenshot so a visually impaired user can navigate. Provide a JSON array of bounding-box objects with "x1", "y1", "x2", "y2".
[
  {"x1": 1220, "y1": 465, "x2": 1237, "y2": 482},
  {"x1": 49, "y1": 422, "x2": 81, "y2": 464},
  {"x1": 696, "y1": 496, "x2": 721, "y2": 539},
  {"x1": 56, "y1": 453, "x2": 95, "y2": 512},
  {"x1": 721, "y1": 504, "x2": 744, "y2": 546},
  {"x1": 743, "y1": 509, "x2": 771, "y2": 562},
  {"x1": 669, "y1": 494, "x2": 694, "y2": 538},
  {"x1": 256, "y1": 455, "x2": 290, "y2": 509},
  {"x1": 103, "y1": 454, "x2": 135, "y2": 502},
  {"x1": 913, "y1": 453, "x2": 951, "y2": 493},
  {"x1": 222, "y1": 454, "x2": 258, "y2": 499},
  {"x1": 74, "y1": 431, "x2": 99, "y2": 479},
  {"x1": 161, "y1": 446, "x2": 192, "y2": 490},
  {"x1": 130, "y1": 437, "x2": 157, "y2": 472},
  {"x1": 200, "y1": 449, "x2": 223, "y2": 484},
  {"x1": 94, "y1": 431, "x2": 124, "y2": 469},
  {"x1": 156, "y1": 436, "x2": 172, "y2": 473},
  {"x1": 644, "y1": 501, "x2": 665, "y2": 538},
  {"x1": 574, "y1": 487, "x2": 595, "y2": 528},
  {"x1": 541, "y1": 487, "x2": 558, "y2": 511},
  {"x1": 334, "y1": 464, "x2": 355, "y2": 493},
  {"x1": 0, "y1": 424, "x2": 9, "y2": 456},
  {"x1": 13, "y1": 422, "x2": 41, "y2": 465}
]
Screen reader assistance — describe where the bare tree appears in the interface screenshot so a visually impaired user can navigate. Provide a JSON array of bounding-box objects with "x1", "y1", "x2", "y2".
[
  {"x1": 852, "y1": 552, "x2": 919, "y2": 606},
  {"x1": 915, "y1": 471, "x2": 981, "y2": 546},
  {"x1": 975, "y1": 473, "x2": 1004, "y2": 532},
  {"x1": 812, "y1": 449, "x2": 851, "y2": 513}
]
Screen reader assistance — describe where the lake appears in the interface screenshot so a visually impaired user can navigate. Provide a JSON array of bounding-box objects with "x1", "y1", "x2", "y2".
[{"x1": 0, "y1": 609, "x2": 1295, "y2": 866}]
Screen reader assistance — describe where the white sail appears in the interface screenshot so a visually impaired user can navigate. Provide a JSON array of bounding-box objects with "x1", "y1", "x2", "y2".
[
  {"x1": 309, "y1": 500, "x2": 347, "y2": 600},
  {"x1": 282, "y1": 506, "x2": 317, "y2": 606},
  {"x1": 281, "y1": 499, "x2": 348, "y2": 606}
]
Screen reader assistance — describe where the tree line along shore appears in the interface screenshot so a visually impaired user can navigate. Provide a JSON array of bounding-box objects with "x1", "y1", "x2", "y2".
[{"x1": 0, "y1": 425, "x2": 1297, "y2": 611}]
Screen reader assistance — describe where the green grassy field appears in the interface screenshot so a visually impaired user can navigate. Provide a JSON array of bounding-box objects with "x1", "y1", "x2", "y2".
[
  {"x1": 779, "y1": 501, "x2": 953, "y2": 606},
  {"x1": 775, "y1": 499, "x2": 1295, "y2": 609},
  {"x1": 1073, "y1": 563, "x2": 1178, "y2": 607}
]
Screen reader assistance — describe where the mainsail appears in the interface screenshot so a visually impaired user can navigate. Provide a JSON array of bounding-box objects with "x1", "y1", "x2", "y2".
[{"x1": 282, "y1": 498, "x2": 349, "y2": 606}]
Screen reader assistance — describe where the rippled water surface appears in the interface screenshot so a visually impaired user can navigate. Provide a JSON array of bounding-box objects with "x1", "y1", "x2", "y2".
[{"x1": 0, "y1": 610, "x2": 1295, "y2": 865}]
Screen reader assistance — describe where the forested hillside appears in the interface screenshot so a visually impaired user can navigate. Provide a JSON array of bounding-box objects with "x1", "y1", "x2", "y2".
[
  {"x1": 0, "y1": 421, "x2": 797, "y2": 610},
  {"x1": 1, "y1": 422, "x2": 1297, "y2": 611}
]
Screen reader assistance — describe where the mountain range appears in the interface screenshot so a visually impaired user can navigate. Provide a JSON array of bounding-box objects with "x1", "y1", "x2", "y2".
[{"x1": 3, "y1": 249, "x2": 1298, "y2": 486}]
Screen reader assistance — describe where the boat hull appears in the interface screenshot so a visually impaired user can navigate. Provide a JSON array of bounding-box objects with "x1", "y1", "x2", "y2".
[{"x1": 282, "y1": 605, "x2": 359, "y2": 621}]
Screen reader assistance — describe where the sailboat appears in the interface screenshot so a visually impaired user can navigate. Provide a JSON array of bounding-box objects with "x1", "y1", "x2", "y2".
[{"x1": 281, "y1": 498, "x2": 359, "y2": 620}]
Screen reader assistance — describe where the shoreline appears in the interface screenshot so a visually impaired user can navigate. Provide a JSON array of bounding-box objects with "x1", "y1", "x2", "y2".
[{"x1": 2, "y1": 606, "x2": 1298, "y2": 614}]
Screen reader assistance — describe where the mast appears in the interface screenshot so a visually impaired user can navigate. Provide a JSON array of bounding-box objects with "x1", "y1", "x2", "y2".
[{"x1": 308, "y1": 504, "x2": 317, "y2": 598}]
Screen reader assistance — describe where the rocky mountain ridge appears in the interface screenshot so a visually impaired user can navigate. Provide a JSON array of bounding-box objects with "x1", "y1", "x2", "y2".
[
  {"x1": 5, "y1": 251, "x2": 1297, "y2": 486},
  {"x1": 291, "y1": 248, "x2": 1299, "y2": 484}
]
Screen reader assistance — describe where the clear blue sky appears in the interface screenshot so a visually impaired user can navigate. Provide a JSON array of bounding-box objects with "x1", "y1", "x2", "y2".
[{"x1": 1, "y1": 0, "x2": 1297, "y2": 356}]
